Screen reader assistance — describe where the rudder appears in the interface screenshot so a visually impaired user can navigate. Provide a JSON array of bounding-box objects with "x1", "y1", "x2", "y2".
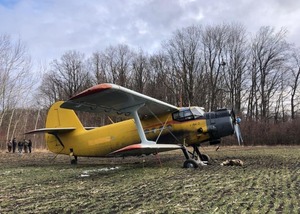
[{"x1": 46, "y1": 101, "x2": 84, "y2": 131}]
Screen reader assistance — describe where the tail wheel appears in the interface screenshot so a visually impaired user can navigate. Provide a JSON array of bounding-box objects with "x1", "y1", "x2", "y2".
[
  {"x1": 71, "y1": 159, "x2": 77, "y2": 165},
  {"x1": 183, "y1": 159, "x2": 199, "y2": 168},
  {"x1": 70, "y1": 155, "x2": 78, "y2": 165}
]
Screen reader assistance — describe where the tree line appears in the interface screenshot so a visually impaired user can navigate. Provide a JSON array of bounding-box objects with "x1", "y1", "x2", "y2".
[{"x1": 1, "y1": 23, "x2": 300, "y2": 149}]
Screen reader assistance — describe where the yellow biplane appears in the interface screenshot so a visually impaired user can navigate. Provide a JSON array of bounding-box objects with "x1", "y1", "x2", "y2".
[{"x1": 27, "y1": 83, "x2": 242, "y2": 168}]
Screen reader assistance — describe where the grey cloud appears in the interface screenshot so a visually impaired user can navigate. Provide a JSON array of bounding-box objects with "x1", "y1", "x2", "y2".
[{"x1": 0, "y1": 0, "x2": 300, "y2": 65}]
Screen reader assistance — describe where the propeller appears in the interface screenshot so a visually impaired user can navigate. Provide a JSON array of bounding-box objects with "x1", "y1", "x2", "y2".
[{"x1": 231, "y1": 108, "x2": 243, "y2": 146}]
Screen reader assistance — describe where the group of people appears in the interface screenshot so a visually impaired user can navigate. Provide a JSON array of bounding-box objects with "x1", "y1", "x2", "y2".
[{"x1": 7, "y1": 138, "x2": 33, "y2": 154}]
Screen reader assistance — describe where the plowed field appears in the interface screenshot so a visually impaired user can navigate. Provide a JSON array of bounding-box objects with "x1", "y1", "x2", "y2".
[{"x1": 0, "y1": 146, "x2": 299, "y2": 213}]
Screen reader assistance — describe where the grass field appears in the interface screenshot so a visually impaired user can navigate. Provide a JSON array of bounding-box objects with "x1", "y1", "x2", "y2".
[{"x1": 0, "y1": 146, "x2": 299, "y2": 213}]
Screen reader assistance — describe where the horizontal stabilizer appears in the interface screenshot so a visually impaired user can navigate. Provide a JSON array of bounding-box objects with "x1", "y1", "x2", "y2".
[
  {"x1": 109, "y1": 143, "x2": 182, "y2": 157},
  {"x1": 25, "y1": 127, "x2": 76, "y2": 135}
]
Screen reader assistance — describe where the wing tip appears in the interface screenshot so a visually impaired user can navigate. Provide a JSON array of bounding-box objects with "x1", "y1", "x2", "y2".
[{"x1": 70, "y1": 83, "x2": 113, "y2": 100}]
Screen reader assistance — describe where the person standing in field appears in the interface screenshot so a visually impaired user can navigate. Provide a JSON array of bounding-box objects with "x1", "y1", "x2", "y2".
[
  {"x1": 18, "y1": 141, "x2": 23, "y2": 154},
  {"x1": 7, "y1": 140, "x2": 12, "y2": 152},
  {"x1": 23, "y1": 139, "x2": 28, "y2": 153},
  {"x1": 12, "y1": 138, "x2": 17, "y2": 153},
  {"x1": 28, "y1": 139, "x2": 32, "y2": 153}
]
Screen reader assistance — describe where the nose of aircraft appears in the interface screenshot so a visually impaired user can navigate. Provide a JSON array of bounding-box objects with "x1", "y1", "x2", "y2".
[{"x1": 205, "y1": 109, "x2": 236, "y2": 144}]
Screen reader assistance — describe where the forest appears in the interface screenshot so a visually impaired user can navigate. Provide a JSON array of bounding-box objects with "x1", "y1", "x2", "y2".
[{"x1": 1, "y1": 23, "x2": 300, "y2": 149}]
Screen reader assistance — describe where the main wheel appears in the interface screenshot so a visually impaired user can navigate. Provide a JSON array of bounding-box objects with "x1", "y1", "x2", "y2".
[{"x1": 183, "y1": 159, "x2": 199, "y2": 168}]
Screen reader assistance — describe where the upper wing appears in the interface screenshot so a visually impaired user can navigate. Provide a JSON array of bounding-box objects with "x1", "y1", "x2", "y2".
[{"x1": 61, "y1": 83, "x2": 178, "y2": 118}]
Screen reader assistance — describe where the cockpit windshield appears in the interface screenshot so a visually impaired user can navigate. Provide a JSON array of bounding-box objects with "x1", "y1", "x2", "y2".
[
  {"x1": 172, "y1": 107, "x2": 205, "y2": 121},
  {"x1": 190, "y1": 107, "x2": 205, "y2": 118}
]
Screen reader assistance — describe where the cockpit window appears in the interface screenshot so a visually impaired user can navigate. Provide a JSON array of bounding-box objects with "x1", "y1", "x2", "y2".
[
  {"x1": 190, "y1": 107, "x2": 205, "y2": 119},
  {"x1": 172, "y1": 107, "x2": 205, "y2": 121}
]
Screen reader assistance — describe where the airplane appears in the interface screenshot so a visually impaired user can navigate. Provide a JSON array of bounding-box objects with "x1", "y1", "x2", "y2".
[{"x1": 26, "y1": 83, "x2": 243, "y2": 168}]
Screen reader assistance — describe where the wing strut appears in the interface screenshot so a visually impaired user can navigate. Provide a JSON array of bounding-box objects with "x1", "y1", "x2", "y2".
[
  {"x1": 146, "y1": 105, "x2": 180, "y2": 143},
  {"x1": 130, "y1": 104, "x2": 155, "y2": 145}
]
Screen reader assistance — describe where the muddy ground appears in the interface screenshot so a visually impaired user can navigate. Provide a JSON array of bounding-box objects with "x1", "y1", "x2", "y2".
[{"x1": 0, "y1": 146, "x2": 299, "y2": 213}]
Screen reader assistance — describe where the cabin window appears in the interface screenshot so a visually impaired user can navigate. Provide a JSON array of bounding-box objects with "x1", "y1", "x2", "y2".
[
  {"x1": 173, "y1": 107, "x2": 205, "y2": 122},
  {"x1": 173, "y1": 109, "x2": 194, "y2": 121}
]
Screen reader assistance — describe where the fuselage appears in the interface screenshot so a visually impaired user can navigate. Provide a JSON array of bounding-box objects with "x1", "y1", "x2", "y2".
[
  {"x1": 47, "y1": 115, "x2": 206, "y2": 156},
  {"x1": 46, "y1": 107, "x2": 234, "y2": 157}
]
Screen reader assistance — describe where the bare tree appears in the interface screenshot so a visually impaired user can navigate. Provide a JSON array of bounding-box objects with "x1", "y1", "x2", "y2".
[
  {"x1": 131, "y1": 49, "x2": 149, "y2": 93},
  {"x1": 221, "y1": 23, "x2": 248, "y2": 113},
  {"x1": 39, "y1": 50, "x2": 93, "y2": 103},
  {"x1": 163, "y1": 25, "x2": 203, "y2": 106},
  {"x1": 0, "y1": 34, "x2": 35, "y2": 148},
  {"x1": 273, "y1": 71, "x2": 290, "y2": 122},
  {"x1": 99, "y1": 44, "x2": 133, "y2": 87},
  {"x1": 246, "y1": 58, "x2": 260, "y2": 121},
  {"x1": 248, "y1": 27, "x2": 289, "y2": 121},
  {"x1": 147, "y1": 52, "x2": 177, "y2": 104},
  {"x1": 88, "y1": 51, "x2": 109, "y2": 84},
  {"x1": 288, "y1": 47, "x2": 300, "y2": 119},
  {"x1": 202, "y1": 24, "x2": 229, "y2": 111},
  {"x1": 0, "y1": 35, "x2": 32, "y2": 124}
]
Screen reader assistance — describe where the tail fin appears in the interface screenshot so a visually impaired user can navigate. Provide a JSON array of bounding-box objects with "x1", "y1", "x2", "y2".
[
  {"x1": 25, "y1": 101, "x2": 84, "y2": 154},
  {"x1": 46, "y1": 101, "x2": 84, "y2": 131}
]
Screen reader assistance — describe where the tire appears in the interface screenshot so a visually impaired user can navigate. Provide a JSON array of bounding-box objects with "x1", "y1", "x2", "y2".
[
  {"x1": 201, "y1": 154, "x2": 211, "y2": 162},
  {"x1": 183, "y1": 159, "x2": 199, "y2": 168},
  {"x1": 71, "y1": 159, "x2": 77, "y2": 165}
]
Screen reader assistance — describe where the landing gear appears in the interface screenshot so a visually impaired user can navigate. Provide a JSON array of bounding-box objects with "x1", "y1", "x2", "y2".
[
  {"x1": 69, "y1": 148, "x2": 77, "y2": 165},
  {"x1": 201, "y1": 154, "x2": 211, "y2": 162},
  {"x1": 183, "y1": 159, "x2": 199, "y2": 168},
  {"x1": 70, "y1": 156, "x2": 77, "y2": 165},
  {"x1": 181, "y1": 145, "x2": 211, "y2": 168}
]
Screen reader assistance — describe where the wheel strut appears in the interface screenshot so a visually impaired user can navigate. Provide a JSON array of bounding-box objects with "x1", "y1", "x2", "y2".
[
  {"x1": 181, "y1": 145, "x2": 209, "y2": 168},
  {"x1": 70, "y1": 148, "x2": 78, "y2": 165}
]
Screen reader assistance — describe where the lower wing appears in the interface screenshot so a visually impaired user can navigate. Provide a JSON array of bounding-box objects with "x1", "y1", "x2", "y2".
[{"x1": 109, "y1": 143, "x2": 182, "y2": 157}]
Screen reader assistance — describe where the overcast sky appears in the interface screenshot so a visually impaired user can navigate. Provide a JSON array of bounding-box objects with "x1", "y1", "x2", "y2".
[{"x1": 1, "y1": 0, "x2": 300, "y2": 67}]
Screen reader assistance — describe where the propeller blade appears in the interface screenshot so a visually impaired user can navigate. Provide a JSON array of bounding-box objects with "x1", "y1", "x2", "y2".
[
  {"x1": 231, "y1": 108, "x2": 236, "y2": 123},
  {"x1": 234, "y1": 124, "x2": 243, "y2": 146},
  {"x1": 231, "y1": 109, "x2": 243, "y2": 146}
]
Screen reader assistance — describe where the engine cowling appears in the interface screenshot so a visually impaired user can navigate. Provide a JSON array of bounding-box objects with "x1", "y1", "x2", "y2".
[{"x1": 205, "y1": 109, "x2": 235, "y2": 143}]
